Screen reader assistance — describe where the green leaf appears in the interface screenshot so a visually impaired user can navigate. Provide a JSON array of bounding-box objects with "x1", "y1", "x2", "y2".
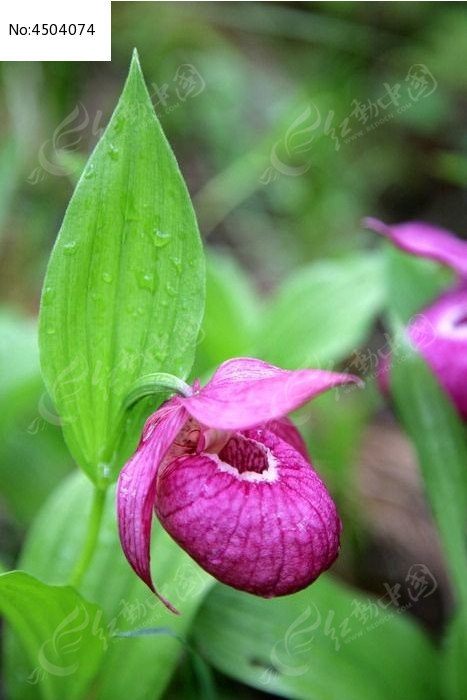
[
  {"x1": 384, "y1": 245, "x2": 454, "y2": 323},
  {"x1": 0, "y1": 309, "x2": 40, "y2": 402},
  {"x1": 386, "y1": 245, "x2": 467, "y2": 698},
  {"x1": 306, "y1": 388, "x2": 375, "y2": 484},
  {"x1": 0, "y1": 571, "x2": 106, "y2": 700},
  {"x1": 193, "y1": 577, "x2": 439, "y2": 700},
  {"x1": 442, "y1": 607, "x2": 467, "y2": 700},
  {"x1": 260, "y1": 253, "x2": 384, "y2": 369},
  {"x1": 0, "y1": 390, "x2": 71, "y2": 528},
  {"x1": 391, "y1": 341, "x2": 467, "y2": 608},
  {"x1": 115, "y1": 626, "x2": 218, "y2": 700},
  {"x1": 193, "y1": 251, "x2": 260, "y2": 377},
  {"x1": 4, "y1": 473, "x2": 213, "y2": 700},
  {"x1": 0, "y1": 311, "x2": 71, "y2": 527},
  {"x1": 38, "y1": 50, "x2": 205, "y2": 483},
  {"x1": 0, "y1": 137, "x2": 18, "y2": 239}
]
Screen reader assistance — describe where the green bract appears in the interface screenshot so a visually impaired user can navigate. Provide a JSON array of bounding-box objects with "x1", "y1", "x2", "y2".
[{"x1": 38, "y1": 51, "x2": 205, "y2": 483}]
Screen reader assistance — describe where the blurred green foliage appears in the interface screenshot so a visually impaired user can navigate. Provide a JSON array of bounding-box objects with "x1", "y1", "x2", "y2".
[{"x1": 1, "y1": 2, "x2": 465, "y2": 308}]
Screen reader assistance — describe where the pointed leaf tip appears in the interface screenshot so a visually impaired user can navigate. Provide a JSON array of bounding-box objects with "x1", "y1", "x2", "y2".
[
  {"x1": 38, "y1": 49, "x2": 205, "y2": 481},
  {"x1": 125, "y1": 47, "x2": 150, "y2": 99},
  {"x1": 129, "y1": 48, "x2": 143, "y2": 78}
]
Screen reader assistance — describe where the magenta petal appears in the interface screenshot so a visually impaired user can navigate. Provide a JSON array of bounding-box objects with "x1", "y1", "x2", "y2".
[
  {"x1": 363, "y1": 217, "x2": 467, "y2": 278},
  {"x1": 377, "y1": 288, "x2": 467, "y2": 420},
  {"x1": 264, "y1": 417, "x2": 309, "y2": 459},
  {"x1": 408, "y1": 287, "x2": 467, "y2": 419},
  {"x1": 183, "y1": 357, "x2": 361, "y2": 430},
  {"x1": 155, "y1": 428, "x2": 341, "y2": 597},
  {"x1": 117, "y1": 398, "x2": 188, "y2": 611}
]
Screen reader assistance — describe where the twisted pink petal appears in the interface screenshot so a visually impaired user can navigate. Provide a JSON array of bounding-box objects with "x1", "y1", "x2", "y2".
[
  {"x1": 117, "y1": 398, "x2": 188, "y2": 613},
  {"x1": 363, "y1": 217, "x2": 467, "y2": 278},
  {"x1": 183, "y1": 357, "x2": 362, "y2": 431}
]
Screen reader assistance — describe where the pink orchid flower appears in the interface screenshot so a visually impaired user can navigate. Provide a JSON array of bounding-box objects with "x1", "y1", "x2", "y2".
[
  {"x1": 364, "y1": 218, "x2": 467, "y2": 419},
  {"x1": 117, "y1": 357, "x2": 360, "y2": 613}
]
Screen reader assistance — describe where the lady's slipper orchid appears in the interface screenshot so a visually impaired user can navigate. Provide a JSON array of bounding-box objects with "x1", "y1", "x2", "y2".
[
  {"x1": 117, "y1": 357, "x2": 360, "y2": 612},
  {"x1": 364, "y1": 218, "x2": 467, "y2": 419}
]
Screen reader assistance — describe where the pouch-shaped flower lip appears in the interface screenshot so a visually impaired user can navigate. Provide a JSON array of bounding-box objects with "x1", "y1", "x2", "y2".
[
  {"x1": 364, "y1": 217, "x2": 467, "y2": 419},
  {"x1": 406, "y1": 287, "x2": 467, "y2": 419},
  {"x1": 117, "y1": 358, "x2": 361, "y2": 613}
]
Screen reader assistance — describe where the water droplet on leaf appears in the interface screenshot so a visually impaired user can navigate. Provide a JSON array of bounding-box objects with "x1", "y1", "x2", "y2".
[
  {"x1": 84, "y1": 164, "x2": 95, "y2": 179},
  {"x1": 63, "y1": 241, "x2": 77, "y2": 256},
  {"x1": 113, "y1": 116, "x2": 126, "y2": 134},
  {"x1": 171, "y1": 256, "x2": 182, "y2": 273},
  {"x1": 153, "y1": 229, "x2": 171, "y2": 247},
  {"x1": 136, "y1": 272, "x2": 155, "y2": 292},
  {"x1": 42, "y1": 287, "x2": 55, "y2": 305},
  {"x1": 108, "y1": 144, "x2": 119, "y2": 161},
  {"x1": 98, "y1": 463, "x2": 111, "y2": 480}
]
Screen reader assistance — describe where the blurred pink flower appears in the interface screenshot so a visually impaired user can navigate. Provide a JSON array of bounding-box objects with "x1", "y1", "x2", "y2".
[
  {"x1": 365, "y1": 218, "x2": 467, "y2": 419},
  {"x1": 117, "y1": 358, "x2": 360, "y2": 612}
]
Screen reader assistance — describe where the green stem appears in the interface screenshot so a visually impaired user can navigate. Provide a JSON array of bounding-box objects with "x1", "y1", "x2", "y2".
[
  {"x1": 69, "y1": 486, "x2": 107, "y2": 588},
  {"x1": 123, "y1": 372, "x2": 193, "y2": 413}
]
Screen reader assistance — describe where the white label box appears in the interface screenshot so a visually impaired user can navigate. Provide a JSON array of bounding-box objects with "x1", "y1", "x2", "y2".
[{"x1": 0, "y1": 0, "x2": 110, "y2": 61}]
